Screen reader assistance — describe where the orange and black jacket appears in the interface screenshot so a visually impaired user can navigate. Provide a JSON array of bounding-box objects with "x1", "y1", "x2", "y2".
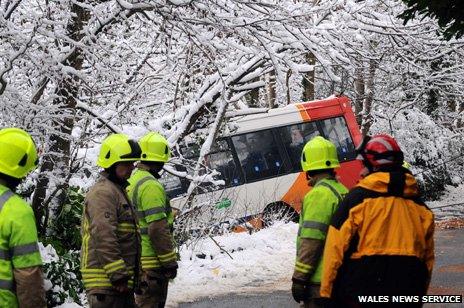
[{"x1": 320, "y1": 170, "x2": 434, "y2": 299}]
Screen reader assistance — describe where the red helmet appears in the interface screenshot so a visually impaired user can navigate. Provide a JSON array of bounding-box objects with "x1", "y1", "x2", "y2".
[{"x1": 356, "y1": 134, "x2": 404, "y2": 170}]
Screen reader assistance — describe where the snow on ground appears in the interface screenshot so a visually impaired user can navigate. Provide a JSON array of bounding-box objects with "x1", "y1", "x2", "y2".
[
  {"x1": 428, "y1": 184, "x2": 464, "y2": 221},
  {"x1": 56, "y1": 304, "x2": 82, "y2": 308},
  {"x1": 428, "y1": 184, "x2": 464, "y2": 208},
  {"x1": 166, "y1": 221, "x2": 298, "y2": 307},
  {"x1": 46, "y1": 184, "x2": 464, "y2": 307}
]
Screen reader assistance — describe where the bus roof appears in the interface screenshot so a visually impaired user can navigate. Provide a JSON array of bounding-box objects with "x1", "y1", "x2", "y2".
[{"x1": 229, "y1": 96, "x2": 352, "y2": 135}]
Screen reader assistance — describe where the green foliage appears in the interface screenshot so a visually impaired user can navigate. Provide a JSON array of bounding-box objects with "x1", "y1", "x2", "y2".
[
  {"x1": 41, "y1": 186, "x2": 86, "y2": 306},
  {"x1": 416, "y1": 167, "x2": 451, "y2": 201},
  {"x1": 400, "y1": 0, "x2": 464, "y2": 40},
  {"x1": 43, "y1": 250, "x2": 84, "y2": 306},
  {"x1": 43, "y1": 186, "x2": 84, "y2": 255}
]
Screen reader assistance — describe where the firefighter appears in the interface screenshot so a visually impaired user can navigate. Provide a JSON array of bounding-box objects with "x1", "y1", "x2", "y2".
[
  {"x1": 127, "y1": 132, "x2": 177, "y2": 308},
  {"x1": 292, "y1": 136, "x2": 348, "y2": 307},
  {"x1": 80, "y1": 133, "x2": 141, "y2": 308},
  {"x1": 0, "y1": 128, "x2": 46, "y2": 308},
  {"x1": 321, "y1": 134, "x2": 434, "y2": 307}
]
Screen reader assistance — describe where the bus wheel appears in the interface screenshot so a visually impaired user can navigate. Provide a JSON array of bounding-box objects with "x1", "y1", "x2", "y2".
[{"x1": 262, "y1": 202, "x2": 299, "y2": 228}]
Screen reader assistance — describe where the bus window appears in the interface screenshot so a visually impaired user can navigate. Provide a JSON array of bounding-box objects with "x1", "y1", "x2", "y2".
[
  {"x1": 175, "y1": 139, "x2": 242, "y2": 190},
  {"x1": 206, "y1": 139, "x2": 242, "y2": 187},
  {"x1": 231, "y1": 130, "x2": 285, "y2": 182},
  {"x1": 160, "y1": 170, "x2": 186, "y2": 199},
  {"x1": 320, "y1": 117, "x2": 356, "y2": 161},
  {"x1": 278, "y1": 122, "x2": 320, "y2": 172}
]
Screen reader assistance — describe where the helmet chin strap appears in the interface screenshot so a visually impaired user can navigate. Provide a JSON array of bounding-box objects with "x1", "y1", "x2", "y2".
[
  {"x1": 149, "y1": 169, "x2": 161, "y2": 179},
  {"x1": 0, "y1": 173, "x2": 21, "y2": 191},
  {"x1": 361, "y1": 153, "x2": 374, "y2": 172},
  {"x1": 147, "y1": 162, "x2": 164, "y2": 179}
]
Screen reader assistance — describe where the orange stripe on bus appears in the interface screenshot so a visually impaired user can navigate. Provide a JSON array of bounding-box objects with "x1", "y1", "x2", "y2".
[
  {"x1": 281, "y1": 172, "x2": 311, "y2": 213},
  {"x1": 296, "y1": 104, "x2": 311, "y2": 121}
]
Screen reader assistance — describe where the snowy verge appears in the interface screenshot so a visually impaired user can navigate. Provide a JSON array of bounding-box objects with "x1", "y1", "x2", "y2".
[
  {"x1": 428, "y1": 184, "x2": 464, "y2": 209},
  {"x1": 428, "y1": 184, "x2": 464, "y2": 222},
  {"x1": 55, "y1": 304, "x2": 82, "y2": 308},
  {"x1": 167, "y1": 221, "x2": 297, "y2": 307}
]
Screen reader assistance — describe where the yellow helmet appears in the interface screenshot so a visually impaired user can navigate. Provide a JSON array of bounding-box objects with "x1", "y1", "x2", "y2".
[
  {"x1": 301, "y1": 136, "x2": 340, "y2": 171},
  {"x1": 97, "y1": 134, "x2": 141, "y2": 169},
  {"x1": 0, "y1": 128, "x2": 38, "y2": 179},
  {"x1": 139, "y1": 132, "x2": 170, "y2": 163}
]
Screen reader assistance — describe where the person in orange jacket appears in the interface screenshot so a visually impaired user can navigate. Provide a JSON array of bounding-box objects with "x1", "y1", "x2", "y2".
[{"x1": 320, "y1": 134, "x2": 434, "y2": 307}]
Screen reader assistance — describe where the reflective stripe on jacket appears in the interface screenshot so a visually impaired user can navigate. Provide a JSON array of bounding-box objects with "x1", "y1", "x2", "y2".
[
  {"x1": 127, "y1": 168, "x2": 176, "y2": 271},
  {"x1": 320, "y1": 171, "x2": 434, "y2": 298},
  {"x1": 80, "y1": 172, "x2": 140, "y2": 294},
  {"x1": 295, "y1": 178, "x2": 348, "y2": 284},
  {"x1": 0, "y1": 184, "x2": 43, "y2": 307}
]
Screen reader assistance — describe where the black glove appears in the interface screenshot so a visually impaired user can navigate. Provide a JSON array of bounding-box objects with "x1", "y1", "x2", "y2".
[
  {"x1": 291, "y1": 278, "x2": 311, "y2": 303},
  {"x1": 164, "y1": 267, "x2": 177, "y2": 279},
  {"x1": 160, "y1": 263, "x2": 178, "y2": 279}
]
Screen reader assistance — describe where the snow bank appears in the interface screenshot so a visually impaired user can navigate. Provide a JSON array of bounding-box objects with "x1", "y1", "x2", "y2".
[
  {"x1": 55, "y1": 303, "x2": 82, "y2": 308},
  {"x1": 167, "y1": 221, "x2": 298, "y2": 306},
  {"x1": 428, "y1": 184, "x2": 464, "y2": 209},
  {"x1": 428, "y1": 184, "x2": 464, "y2": 221}
]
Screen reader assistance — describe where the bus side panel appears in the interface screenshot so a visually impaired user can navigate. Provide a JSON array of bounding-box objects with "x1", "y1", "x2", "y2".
[
  {"x1": 171, "y1": 172, "x2": 301, "y2": 219},
  {"x1": 281, "y1": 97, "x2": 363, "y2": 214},
  {"x1": 337, "y1": 160, "x2": 363, "y2": 188},
  {"x1": 281, "y1": 172, "x2": 308, "y2": 213}
]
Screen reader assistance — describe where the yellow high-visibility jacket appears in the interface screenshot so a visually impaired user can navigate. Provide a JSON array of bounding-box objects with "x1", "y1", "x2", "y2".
[
  {"x1": 127, "y1": 167, "x2": 177, "y2": 272},
  {"x1": 293, "y1": 177, "x2": 347, "y2": 284},
  {"x1": 0, "y1": 184, "x2": 45, "y2": 307}
]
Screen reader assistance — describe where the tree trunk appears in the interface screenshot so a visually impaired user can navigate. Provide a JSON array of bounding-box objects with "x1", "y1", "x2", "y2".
[
  {"x1": 246, "y1": 77, "x2": 260, "y2": 107},
  {"x1": 302, "y1": 52, "x2": 315, "y2": 101},
  {"x1": 424, "y1": 59, "x2": 443, "y2": 122},
  {"x1": 286, "y1": 69, "x2": 292, "y2": 105},
  {"x1": 32, "y1": 3, "x2": 89, "y2": 234},
  {"x1": 354, "y1": 59, "x2": 365, "y2": 126},
  {"x1": 267, "y1": 71, "x2": 276, "y2": 108},
  {"x1": 425, "y1": 88, "x2": 439, "y2": 119},
  {"x1": 457, "y1": 102, "x2": 463, "y2": 128},
  {"x1": 361, "y1": 59, "x2": 377, "y2": 135}
]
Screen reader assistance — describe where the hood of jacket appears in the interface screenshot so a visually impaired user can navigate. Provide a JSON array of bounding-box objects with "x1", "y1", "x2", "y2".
[{"x1": 357, "y1": 170, "x2": 419, "y2": 198}]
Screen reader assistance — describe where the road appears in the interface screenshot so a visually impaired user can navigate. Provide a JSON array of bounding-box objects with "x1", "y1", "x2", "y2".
[{"x1": 179, "y1": 229, "x2": 464, "y2": 308}]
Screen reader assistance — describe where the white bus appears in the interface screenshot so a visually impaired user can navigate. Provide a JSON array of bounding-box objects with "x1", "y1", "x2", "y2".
[{"x1": 163, "y1": 96, "x2": 364, "y2": 230}]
